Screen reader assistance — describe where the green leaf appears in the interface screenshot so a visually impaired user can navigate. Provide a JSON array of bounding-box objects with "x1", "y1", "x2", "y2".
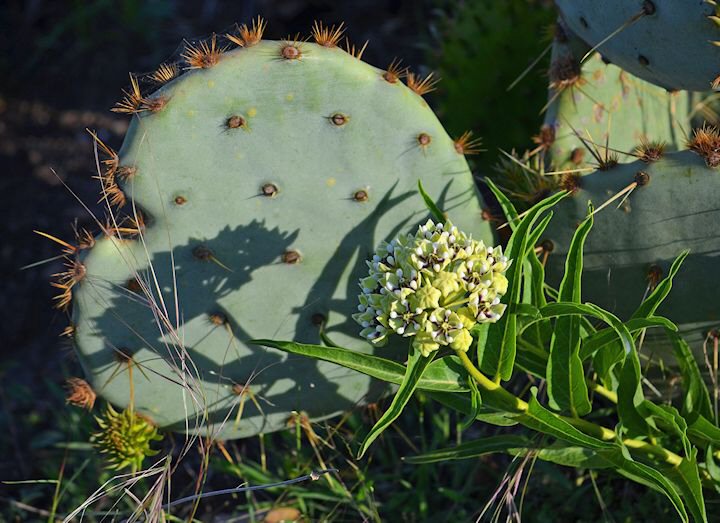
[
  {"x1": 417, "y1": 179, "x2": 446, "y2": 223},
  {"x1": 479, "y1": 190, "x2": 568, "y2": 381},
  {"x1": 617, "y1": 344, "x2": 651, "y2": 437},
  {"x1": 580, "y1": 317, "x2": 677, "y2": 360},
  {"x1": 662, "y1": 449, "x2": 707, "y2": 523},
  {"x1": 427, "y1": 391, "x2": 519, "y2": 427},
  {"x1": 484, "y1": 178, "x2": 519, "y2": 226},
  {"x1": 521, "y1": 233, "x2": 553, "y2": 349},
  {"x1": 358, "y1": 345, "x2": 434, "y2": 458},
  {"x1": 251, "y1": 340, "x2": 468, "y2": 392},
  {"x1": 460, "y1": 375, "x2": 483, "y2": 431},
  {"x1": 640, "y1": 402, "x2": 690, "y2": 456},
  {"x1": 539, "y1": 302, "x2": 633, "y2": 355},
  {"x1": 511, "y1": 445, "x2": 614, "y2": 469},
  {"x1": 667, "y1": 329, "x2": 713, "y2": 421},
  {"x1": 687, "y1": 415, "x2": 720, "y2": 446},
  {"x1": 705, "y1": 445, "x2": 720, "y2": 484},
  {"x1": 524, "y1": 211, "x2": 553, "y2": 258},
  {"x1": 632, "y1": 250, "x2": 689, "y2": 320},
  {"x1": 592, "y1": 342, "x2": 626, "y2": 391},
  {"x1": 518, "y1": 389, "x2": 612, "y2": 449},
  {"x1": 547, "y1": 203, "x2": 593, "y2": 416},
  {"x1": 404, "y1": 435, "x2": 532, "y2": 464},
  {"x1": 509, "y1": 302, "x2": 541, "y2": 319},
  {"x1": 595, "y1": 449, "x2": 689, "y2": 522},
  {"x1": 515, "y1": 343, "x2": 549, "y2": 378}
]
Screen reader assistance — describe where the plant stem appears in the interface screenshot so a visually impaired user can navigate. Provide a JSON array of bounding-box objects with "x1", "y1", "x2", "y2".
[
  {"x1": 587, "y1": 379, "x2": 618, "y2": 404},
  {"x1": 455, "y1": 350, "x2": 527, "y2": 413},
  {"x1": 454, "y1": 349, "x2": 683, "y2": 467}
]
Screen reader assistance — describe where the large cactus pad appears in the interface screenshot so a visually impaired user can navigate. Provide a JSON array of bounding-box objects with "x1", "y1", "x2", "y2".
[
  {"x1": 544, "y1": 150, "x2": 720, "y2": 357},
  {"x1": 71, "y1": 39, "x2": 493, "y2": 439},
  {"x1": 555, "y1": 0, "x2": 720, "y2": 91}
]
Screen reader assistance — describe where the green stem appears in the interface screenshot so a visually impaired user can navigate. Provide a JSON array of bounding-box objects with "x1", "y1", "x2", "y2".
[
  {"x1": 454, "y1": 349, "x2": 683, "y2": 468},
  {"x1": 587, "y1": 379, "x2": 618, "y2": 404},
  {"x1": 456, "y1": 350, "x2": 527, "y2": 413}
]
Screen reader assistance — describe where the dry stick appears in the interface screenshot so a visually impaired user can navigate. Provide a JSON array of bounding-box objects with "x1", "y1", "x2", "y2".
[
  {"x1": 507, "y1": 42, "x2": 552, "y2": 91},
  {"x1": 590, "y1": 182, "x2": 638, "y2": 217},
  {"x1": 161, "y1": 469, "x2": 337, "y2": 510}
]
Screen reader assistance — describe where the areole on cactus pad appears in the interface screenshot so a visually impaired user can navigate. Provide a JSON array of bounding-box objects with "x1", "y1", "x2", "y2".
[{"x1": 66, "y1": 22, "x2": 494, "y2": 439}]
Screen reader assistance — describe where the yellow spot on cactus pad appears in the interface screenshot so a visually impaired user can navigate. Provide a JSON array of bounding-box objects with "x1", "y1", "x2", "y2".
[
  {"x1": 186, "y1": 110, "x2": 197, "y2": 118},
  {"x1": 208, "y1": 80, "x2": 216, "y2": 88},
  {"x1": 248, "y1": 107, "x2": 257, "y2": 117},
  {"x1": 286, "y1": 93, "x2": 295, "y2": 101},
  {"x1": 326, "y1": 177, "x2": 336, "y2": 187}
]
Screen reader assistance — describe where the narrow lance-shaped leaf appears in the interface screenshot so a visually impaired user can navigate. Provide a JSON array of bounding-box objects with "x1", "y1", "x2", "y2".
[
  {"x1": 404, "y1": 435, "x2": 533, "y2": 464},
  {"x1": 427, "y1": 391, "x2": 519, "y2": 427},
  {"x1": 417, "y1": 179, "x2": 446, "y2": 223},
  {"x1": 518, "y1": 388, "x2": 613, "y2": 449},
  {"x1": 687, "y1": 415, "x2": 720, "y2": 446},
  {"x1": 595, "y1": 251, "x2": 689, "y2": 404},
  {"x1": 539, "y1": 302, "x2": 633, "y2": 354},
  {"x1": 519, "y1": 212, "x2": 552, "y2": 346},
  {"x1": 580, "y1": 317, "x2": 677, "y2": 360},
  {"x1": 478, "y1": 190, "x2": 568, "y2": 381},
  {"x1": 357, "y1": 344, "x2": 434, "y2": 458},
  {"x1": 460, "y1": 375, "x2": 483, "y2": 431},
  {"x1": 484, "y1": 178, "x2": 519, "y2": 228},
  {"x1": 251, "y1": 339, "x2": 468, "y2": 392},
  {"x1": 632, "y1": 251, "x2": 689, "y2": 320},
  {"x1": 595, "y1": 448, "x2": 689, "y2": 523},
  {"x1": 661, "y1": 448, "x2": 707, "y2": 523},
  {"x1": 547, "y1": 202, "x2": 594, "y2": 416},
  {"x1": 617, "y1": 342, "x2": 652, "y2": 437},
  {"x1": 666, "y1": 329, "x2": 713, "y2": 421}
]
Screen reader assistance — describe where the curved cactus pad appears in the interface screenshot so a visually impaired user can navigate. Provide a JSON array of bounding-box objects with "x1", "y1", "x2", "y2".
[
  {"x1": 555, "y1": 0, "x2": 720, "y2": 91},
  {"x1": 72, "y1": 40, "x2": 493, "y2": 439},
  {"x1": 544, "y1": 27, "x2": 689, "y2": 171},
  {"x1": 545, "y1": 150, "x2": 720, "y2": 356}
]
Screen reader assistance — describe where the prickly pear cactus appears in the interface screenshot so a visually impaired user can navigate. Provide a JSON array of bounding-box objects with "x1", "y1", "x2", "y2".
[
  {"x1": 544, "y1": 149, "x2": 720, "y2": 357},
  {"x1": 555, "y1": 0, "x2": 720, "y2": 92},
  {"x1": 69, "y1": 29, "x2": 494, "y2": 439},
  {"x1": 542, "y1": 23, "x2": 689, "y2": 171}
]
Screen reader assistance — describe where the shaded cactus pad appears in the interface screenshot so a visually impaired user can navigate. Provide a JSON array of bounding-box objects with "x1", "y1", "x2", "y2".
[
  {"x1": 72, "y1": 40, "x2": 493, "y2": 439},
  {"x1": 555, "y1": 0, "x2": 720, "y2": 91},
  {"x1": 544, "y1": 150, "x2": 720, "y2": 357}
]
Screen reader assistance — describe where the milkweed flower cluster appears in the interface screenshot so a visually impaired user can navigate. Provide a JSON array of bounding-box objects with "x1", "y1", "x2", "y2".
[{"x1": 353, "y1": 220, "x2": 511, "y2": 357}]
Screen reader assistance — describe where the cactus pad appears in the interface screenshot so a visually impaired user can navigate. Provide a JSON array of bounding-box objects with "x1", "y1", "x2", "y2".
[
  {"x1": 543, "y1": 26, "x2": 689, "y2": 171},
  {"x1": 544, "y1": 150, "x2": 720, "y2": 357},
  {"x1": 71, "y1": 38, "x2": 493, "y2": 439},
  {"x1": 555, "y1": 0, "x2": 720, "y2": 91}
]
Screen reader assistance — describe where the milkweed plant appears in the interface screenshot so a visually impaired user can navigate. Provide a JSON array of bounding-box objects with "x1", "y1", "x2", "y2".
[{"x1": 257, "y1": 181, "x2": 720, "y2": 523}]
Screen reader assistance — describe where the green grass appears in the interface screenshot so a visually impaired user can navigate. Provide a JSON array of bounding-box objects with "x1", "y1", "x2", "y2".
[{"x1": 0, "y1": 372, "x2": 687, "y2": 521}]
